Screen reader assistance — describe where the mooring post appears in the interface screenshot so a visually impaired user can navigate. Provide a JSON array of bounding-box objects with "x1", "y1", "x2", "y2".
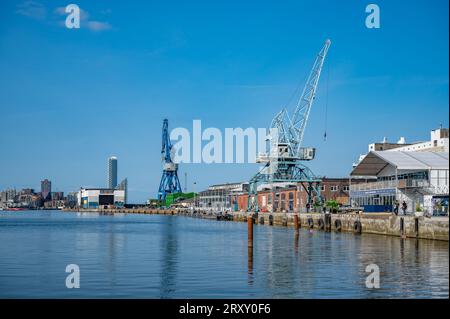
[
  {"x1": 247, "y1": 246, "x2": 253, "y2": 275},
  {"x1": 247, "y1": 215, "x2": 254, "y2": 248},
  {"x1": 294, "y1": 214, "x2": 299, "y2": 230}
]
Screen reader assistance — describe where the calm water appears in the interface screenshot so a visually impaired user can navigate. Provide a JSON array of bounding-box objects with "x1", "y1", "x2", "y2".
[{"x1": 0, "y1": 210, "x2": 448, "y2": 298}]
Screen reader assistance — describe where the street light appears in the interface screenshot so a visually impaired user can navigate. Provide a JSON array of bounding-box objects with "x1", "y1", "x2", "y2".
[{"x1": 193, "y1": 182, "x2": 197, "y2": 209}]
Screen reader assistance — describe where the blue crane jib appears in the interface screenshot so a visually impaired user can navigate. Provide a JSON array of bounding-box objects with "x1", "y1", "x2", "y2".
[{"x1": 158, "y1": 119, "x2": 182, "y2": 200}]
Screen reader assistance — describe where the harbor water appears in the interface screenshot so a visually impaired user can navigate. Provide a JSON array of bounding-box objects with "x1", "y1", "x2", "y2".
[{"x1": 0, "y1": 210, "x2": 448, "y2": 298}]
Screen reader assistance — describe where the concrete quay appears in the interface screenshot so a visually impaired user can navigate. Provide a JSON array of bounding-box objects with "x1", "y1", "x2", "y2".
[
  {"x1": 64, "y1": 208, "x2": 449, "y2": 241},
  {"x1": 232, "y1": 212, "x2": 449, "y2": 242}
]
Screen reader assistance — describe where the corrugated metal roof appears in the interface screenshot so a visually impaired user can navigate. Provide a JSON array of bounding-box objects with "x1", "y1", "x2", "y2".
[{"x1": 351, "y1": 151, "x2": 449, "y2": 176}]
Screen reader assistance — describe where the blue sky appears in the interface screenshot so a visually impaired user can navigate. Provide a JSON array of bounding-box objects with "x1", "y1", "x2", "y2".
[{"x1": 0, "y1": 0, "x2": 448, "y2": 203}]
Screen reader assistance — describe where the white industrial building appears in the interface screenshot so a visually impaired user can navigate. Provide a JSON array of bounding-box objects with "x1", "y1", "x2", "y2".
[
  {"x1": 198, "y1": 182, "x2": 249, "y2": 211},
  {"x1": 353, "y1": 128, "x2": 449, "y2": 167},
  {"x1": 350, "y1": 151, "x2": 449, "y2": 215},
  {"x1": 385, "y1": 128, "x2": 449, "y2": 153},
  {"x1": 77, "y1": 188, "x2": 125, "y2": 209}
]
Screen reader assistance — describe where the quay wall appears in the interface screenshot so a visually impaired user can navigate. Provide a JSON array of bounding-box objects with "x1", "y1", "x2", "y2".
[
  {"x1": 233, "y1": 212, "x2": 448, "y2": 241},
  {"x1": 63, "y1": 208, "x2": 449, "y2": 241}
]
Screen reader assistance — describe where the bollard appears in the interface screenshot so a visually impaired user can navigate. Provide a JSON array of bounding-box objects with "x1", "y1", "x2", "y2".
[
  {"x1": 247, "y1": 216, "x2": 253, "y2": 248},
  {"x1": 294, "y1": 214, "x2": 299, "y2": 230}
]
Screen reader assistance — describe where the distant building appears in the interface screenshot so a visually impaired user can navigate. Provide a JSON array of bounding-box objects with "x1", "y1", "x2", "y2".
[
  {"x1": 108, "y1": 156, "x2": 118, "y2": 189},
  {"x1": 41, "y1": 179, "x2": 52, "y2": 201},
  {"x1": 0, "y1": 188, "x2": 16, "y2": 204},
  {"x1": 77, "y1": 188, "x2": 125, "y2": 209},
  {"x1": 16, "y1": 191, "x2": 42, "y2": 209},
  {"x1": 353, "y1": 128, "x2": 449, "y2": 168},
  {"x1": 385, "y1": 128, "x2": 449, "y2": 153},
  {"x1": 116, "y1": 178, "x2": 128, "y2": 204},
  {"x1": 198, "y1": 182, "x2": 249, "y2": 211},
  {"x1": 20, "y1": 188, "x2": 34, "y2": 195},
  {"x1": 51, "y1": 192, "x2": 64, "y2": 201},
  {"x1": 66, "y1": 192, "x2": 78, "y2": 208}
]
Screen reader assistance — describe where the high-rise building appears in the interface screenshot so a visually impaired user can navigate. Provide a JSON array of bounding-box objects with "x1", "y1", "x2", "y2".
[
  {"x1": 41, "y1": 179, "x2": 52, "y2": 201},
  {"x1": 108, "y1": 156, "x2": 118, "y2": 189}
]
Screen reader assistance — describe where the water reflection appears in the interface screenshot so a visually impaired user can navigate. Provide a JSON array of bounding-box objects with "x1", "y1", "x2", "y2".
[
  {"x1": 247, "y1": 246, "x2": 253, "y2": 285},
  {"x1": 0, "y1": 211, "x2": 448, "y2": 298},
  {"x1": 159, "y1": 216, "x2": 178, "y2": 298}
]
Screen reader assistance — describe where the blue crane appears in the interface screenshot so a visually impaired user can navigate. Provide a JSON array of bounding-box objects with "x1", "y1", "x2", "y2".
[{"x1": 158, "y1": 119, "x2": 182, "y2": 200}]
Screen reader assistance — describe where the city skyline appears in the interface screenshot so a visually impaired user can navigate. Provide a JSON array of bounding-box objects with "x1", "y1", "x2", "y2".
[{"x1": 0, "y1": 0, "x2": 448, "y2": 203}]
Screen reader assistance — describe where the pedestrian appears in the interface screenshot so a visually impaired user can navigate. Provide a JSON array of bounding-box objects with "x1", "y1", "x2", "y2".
[
  {"x1": 306, "y1": 203, "x2": 310, "y2": 213},
  {"x1": 394, "y1": 201, "x2": 399, "y2": 215},
  {"x1": 402, "y1": 201, "x2": 407, "y2": 215}
]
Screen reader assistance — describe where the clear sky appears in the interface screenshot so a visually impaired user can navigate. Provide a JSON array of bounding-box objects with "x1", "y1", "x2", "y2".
[{"x1": 0, "y1": 0, "x2": 448, "y2": 203}]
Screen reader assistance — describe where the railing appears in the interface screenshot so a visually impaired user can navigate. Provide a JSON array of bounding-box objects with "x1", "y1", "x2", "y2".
[
  {"x1": 350, "y1": 179, "x2": 430, "y2": 191},
  {"x1": 397, "y1": 179, "x2": 430, "y2": 189}
]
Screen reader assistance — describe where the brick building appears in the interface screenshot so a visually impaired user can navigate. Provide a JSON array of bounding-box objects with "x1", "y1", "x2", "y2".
[{"x1": 235, "y1": 178, "x2": 364, "y2": 213}]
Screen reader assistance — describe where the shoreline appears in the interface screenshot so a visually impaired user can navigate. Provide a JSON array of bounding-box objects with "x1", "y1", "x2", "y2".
[{"x1": 60, "y1": 208, "x2": 449, "y2": 242}]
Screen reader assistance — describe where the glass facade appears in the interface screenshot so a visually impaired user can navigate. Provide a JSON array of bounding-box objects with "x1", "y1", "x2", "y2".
[{"x1": 108, "y1": 157, "x2": 118, "y2": 189}]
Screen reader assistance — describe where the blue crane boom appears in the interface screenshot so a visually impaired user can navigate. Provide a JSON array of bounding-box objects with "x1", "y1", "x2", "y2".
[{"x1": 158, "y1": 119, "x2": 182, "y2": 200}]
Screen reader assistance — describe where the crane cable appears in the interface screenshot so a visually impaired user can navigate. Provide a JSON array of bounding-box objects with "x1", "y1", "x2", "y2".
[
  {"x1": 284, "y1": 72, "x2": 307, "y2": 111},
  {"x1": 324, "y1": 61, "x2": 330, "y2": 141}
]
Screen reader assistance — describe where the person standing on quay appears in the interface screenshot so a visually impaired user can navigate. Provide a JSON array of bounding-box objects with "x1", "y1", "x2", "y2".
[
  {"x1": 394, "y1": 201, "x2": 400, "y2": 215},
  {"x1": 402, "y1": 201, "x2": 408, "y2": 215}
]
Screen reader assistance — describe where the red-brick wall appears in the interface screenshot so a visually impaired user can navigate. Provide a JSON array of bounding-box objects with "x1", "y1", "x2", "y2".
[{"x1": 236, "y1": 178, "x2": 352, "y2": 212}]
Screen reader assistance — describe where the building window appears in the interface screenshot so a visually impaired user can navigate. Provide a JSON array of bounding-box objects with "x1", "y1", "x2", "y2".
[
  {"x1": 331, "y1": 185, "x2": 338, "y2": 192},
  {"x1": 321, "y1": 185, "x2": 326, "y2": 191},
  {"x1": 288, "y1": 192, "x2": 294, "y2": 212},
  {"x1": 343, "y1": 185, "x2": 349, "y2": 191}
]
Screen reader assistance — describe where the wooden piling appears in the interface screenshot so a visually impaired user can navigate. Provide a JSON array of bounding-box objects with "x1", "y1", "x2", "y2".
[
  {"x1": 247, "y1": 216, "x2": 253, "y2": 248},
  {"x1": 247, "y1": 246, "x2": 253, "y2": 275},
  {"x1": 294, "y1": 214, "x2": 299, "y2": 230}
]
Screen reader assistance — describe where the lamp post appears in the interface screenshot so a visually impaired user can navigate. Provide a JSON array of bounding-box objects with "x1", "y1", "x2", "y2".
[{"x1": 193, "y1": 182, "x2": 197, "y2": 209}]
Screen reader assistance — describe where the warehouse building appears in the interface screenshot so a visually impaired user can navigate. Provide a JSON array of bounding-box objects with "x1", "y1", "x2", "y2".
[
  {"x1": 77, "y1": 188, "x2": 125, "y2": 209},
  {"x1": 350, "y1": 151, "x2": 449, "y2": 215},
  {"x1": 353, "y1": 127, "x2": 449, "y2": 167},
  {"x1": 235, "y1": 178, "x2": 362, "y2": 213},
  {"x1": 198, "y1": 182, "x2": 248, "y2": 211}
]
